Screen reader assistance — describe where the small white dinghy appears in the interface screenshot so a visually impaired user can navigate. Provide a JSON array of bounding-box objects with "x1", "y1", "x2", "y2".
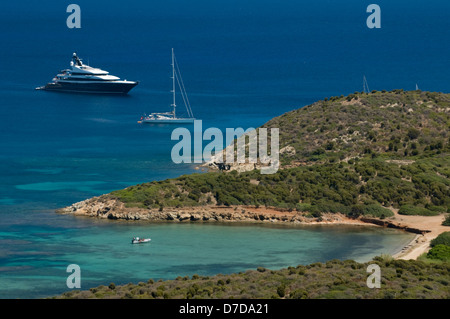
[{"x1": 131, "y1": 237, "x2": 151, "y2": 244}]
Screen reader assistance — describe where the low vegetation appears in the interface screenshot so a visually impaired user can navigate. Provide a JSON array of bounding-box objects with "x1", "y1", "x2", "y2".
[
  {"x1": 61, "y1": 90, "x2": 450, "y2": 299},
  {"x1": 442, "y1": 215, "x2": 450, "y2": 226},
  {"x1": 419, "y1": 232, "x2": 450, "y2": 263},
  {"x1": 263, "y1": 90, "x2": 450, "y2": 166},
  {"x1": 430, "y1": 232, "x2": 450, "y2": 247},
  {"x1": 109, "y1": 90, "x2": 449, "y2": 218},
  {"x1": 55, "y1": 258, "x2": 449, "y2": 299},
  {"x1": 110, "y1": 155, "x2": 449, "y2": 218}
]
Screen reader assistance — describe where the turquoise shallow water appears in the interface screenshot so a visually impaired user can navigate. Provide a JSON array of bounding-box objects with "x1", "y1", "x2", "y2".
[
  {"x1": 0, "y1": 215, "x2": 414, "y2": 299},
  {"x1": 0, "y1": 0, "x2": 447, "y2": 299}
]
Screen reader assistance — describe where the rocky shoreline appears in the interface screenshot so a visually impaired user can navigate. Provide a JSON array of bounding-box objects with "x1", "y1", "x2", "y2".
[
  {"x1": 56, "y1": 196, "x2": 343, "y2": 224},
  {"x1": 56, "y1": 196, "x2": 430, "y2": 235},
  {"x1": 57, "y1": 196, "x2": 447, "y2": 261}
]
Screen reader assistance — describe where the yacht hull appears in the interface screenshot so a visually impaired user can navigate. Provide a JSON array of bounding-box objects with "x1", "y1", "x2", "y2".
[
  {"x1": 141, "y1": 118, "x2": 195, "y2": 124},
  {"x1": 42, "y1": 81, "x2": 138, "y2": 94}
]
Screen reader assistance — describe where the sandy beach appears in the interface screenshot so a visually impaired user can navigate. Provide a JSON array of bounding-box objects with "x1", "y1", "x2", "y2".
[
  {"x1": 263, "y1": 207, "x2": 449, "y2": 260},
  {"x1": 389, "y1": 211, "x2": 448, "y2": 260},
  {"x1": 235, "y1": 206, "x2": 449, "y2": 260}
]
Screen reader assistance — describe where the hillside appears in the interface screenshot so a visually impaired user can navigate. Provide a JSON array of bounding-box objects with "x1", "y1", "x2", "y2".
[
  {"x1": 102, "y1": 154, "x2": 448, "y2": 217},
  {"x1": 56, "y1": 90, "x2": 450, "y2": 299},
  {"x1": 55, "y1": 257, "x2": 450, "y2": 299},
  {"x1": 58, "y1": 90, "x2": 449, "y2": 219},
  {"x1": 263, "y1": 89, "x2": 449, "y2": 167}
]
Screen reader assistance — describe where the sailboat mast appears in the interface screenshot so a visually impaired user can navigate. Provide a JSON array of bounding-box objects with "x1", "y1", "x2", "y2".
[
  {"x1": 171, "y1": 48, "x2": 176, "y2": 119},
  {"x1": 363, "y1": 75, "x2": 370, "y2": 93}
]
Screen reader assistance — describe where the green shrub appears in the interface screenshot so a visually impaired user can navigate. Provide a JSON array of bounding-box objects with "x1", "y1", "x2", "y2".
[
  {"x1": 407, "y1": 128, "x2": 420, "y2": 140},
  {"x1": 296, "y1": 203, "x2": 313, "y2": 212},
  {"x1": 426, "y1": 244, "x2": 450, "y2": 262},
  {"x1": 109, "y1": 153, "x2": 449, "y2": 217},
  {"x1": 398, "y1": 205, "x2": 439, "y2": 216},
  {"x1": 361, "y1": 204, "x2": 394, "y2": 218},
  {"x1": 348, "y1": 205, "x2": 364, "y2": 218},
  {"x1": 277, "y1": 284, "x2": 286, "y2": 298},
  {"x1": 310, "y1": 201, "x2": 351, "y2": 215},
  {"x1": 290, "y1": 289, "x2": 309, "y2": 299},
  {"x1": 442, "y1": 215, "x2": 450, "y2": 226},
  {"x1": 430, "y1": 232, "x2": 450, "y2": 247}
]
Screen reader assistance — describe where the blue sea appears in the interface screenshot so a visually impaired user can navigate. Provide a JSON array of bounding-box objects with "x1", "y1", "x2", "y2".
[{"x1": 0, "y1": 0, "x2": 448, "y2": 299}]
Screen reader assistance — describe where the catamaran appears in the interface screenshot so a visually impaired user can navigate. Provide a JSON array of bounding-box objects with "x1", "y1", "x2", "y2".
[{"x1": 139, "y1": 49, "x2": 195, "y2": 124}]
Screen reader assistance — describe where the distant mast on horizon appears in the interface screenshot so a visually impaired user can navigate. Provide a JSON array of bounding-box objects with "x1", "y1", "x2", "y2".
[{"x1": 363, "y1": 75, "x2": 370, "y2": 93}]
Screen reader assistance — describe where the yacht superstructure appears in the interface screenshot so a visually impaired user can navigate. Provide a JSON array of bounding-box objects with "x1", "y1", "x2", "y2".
[{"x1": 37, "y1": 53, "x2": 138, "y2": 94}]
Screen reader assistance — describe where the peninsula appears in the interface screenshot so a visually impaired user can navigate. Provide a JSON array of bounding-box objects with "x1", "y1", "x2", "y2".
[
  {"x1": 55, "y1": 90, "x2": 450, "y2": 299},
  {"x1": 58, "y1": 90, "x2": 450, "y2": 260}
]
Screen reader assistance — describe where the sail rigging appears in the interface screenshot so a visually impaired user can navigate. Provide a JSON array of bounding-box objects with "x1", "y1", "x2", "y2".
[
  {"x1": 139, "y1": 49, "x2": 195, "y2": 124},
  {"x1": 363, "y1": 75, "x2": 370, "y2": 93}
]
